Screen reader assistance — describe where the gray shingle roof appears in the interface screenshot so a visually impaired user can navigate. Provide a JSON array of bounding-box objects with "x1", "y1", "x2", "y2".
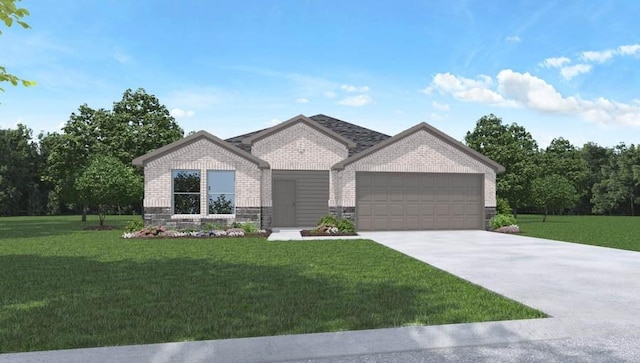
[{"x1": 224, "y1": 114, "x2": 390, "y2": 156}]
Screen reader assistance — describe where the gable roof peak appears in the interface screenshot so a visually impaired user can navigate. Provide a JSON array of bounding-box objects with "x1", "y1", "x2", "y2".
[{"x1": 241, "y1": 114, "x2": 356, "y2": 149}]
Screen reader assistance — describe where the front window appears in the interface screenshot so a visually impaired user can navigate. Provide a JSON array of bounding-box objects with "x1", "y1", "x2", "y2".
[
  {"x1": 208, "y1": 170, "x2": 235, "y2": 214},
  {"x1": 173, "y1": 170, "x2": 200, "y2": 214}
]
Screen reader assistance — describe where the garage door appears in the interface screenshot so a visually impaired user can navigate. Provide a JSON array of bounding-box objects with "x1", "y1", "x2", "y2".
[{"x1": 356, "y1": 172, "x2": 483, "y2": 231}]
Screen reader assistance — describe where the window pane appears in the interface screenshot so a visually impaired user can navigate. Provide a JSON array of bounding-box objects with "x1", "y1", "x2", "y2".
[
  {"x1": 173, "y1": 170, "x2": 200, "y2": 193},
  {"x1": 207, "y1": 171, "x2": 235, "y2": 214},
  {"x1": 208, "y1": 194, "x2": 235, "y2": 214},
  {"x1": 174, "y1": 194, "x2": 200, "y2": 214},
  {"x1": 207, "y1": 170, "x2": 234, "y2": 194}
]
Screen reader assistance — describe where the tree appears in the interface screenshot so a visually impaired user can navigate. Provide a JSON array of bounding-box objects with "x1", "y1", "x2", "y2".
[
  {"x1": 75, "y1": 155, "x2": 142, "y2": 226},
  {"x1": 1, "y1": 0, "x2": 35, "y2": 92},
  {"x1": 0, "y1": 124, "x2": 49, "y2": 215},
  {"x1": 44, "y1": 89, "x2": 184, "y2": 219},
  {"x1": 465, "y1": 114, "x2": 540, "y2": 215},
  {"x1": 578, "y1": 142, "x2": 612, "y2": 214},
  {"x1": 540, "y1": 138, "x2": 589, "y2": 213},
  {"x1": 531, "y1": 175, "x2": 579, "y2": 222},
  {"x1": 591, "y1": 143, "x2": 640, "y2": 216}
]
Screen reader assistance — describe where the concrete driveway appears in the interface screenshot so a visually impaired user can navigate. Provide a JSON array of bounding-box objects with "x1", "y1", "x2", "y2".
[{"x1": 2, "y1": 231, "x2": 640, "y2": 362}]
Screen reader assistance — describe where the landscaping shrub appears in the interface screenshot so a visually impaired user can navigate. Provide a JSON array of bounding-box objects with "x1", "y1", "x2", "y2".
[
  {"x1": 490, "y1": 214, "x2": 517, "y2": 230},
  {"x1": 497, "y1": 197, "x2": 513, "y2": 215},
  {"x1": 236, "y1": 222, "x2": 259, "y2": 234},
  {"x1": 336, "y1": 218, "x2": 356, "y2": 233},
  {"x1": 203, "y1": 222, "x2": 227, "y2": 231},
  {"x1": 317, "y1": 214, "x2": 339, "y2": 227},
  {"x1": 124, "y1": 219, "x2": 144, "y2": 232}
]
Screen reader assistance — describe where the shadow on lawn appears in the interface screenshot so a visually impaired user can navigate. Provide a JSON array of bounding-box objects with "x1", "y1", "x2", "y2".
[
  {"x1": 0, "y1": 254, "x2": 442, "y2": 353},
  {"x1": 0, "y1": 216, "x2": 126, "y2": 240}
]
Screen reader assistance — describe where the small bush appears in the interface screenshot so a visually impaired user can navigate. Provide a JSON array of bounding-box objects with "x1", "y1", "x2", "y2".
[
  {"x1": 490, "y1": 214, "x2": 517, "y2": 230},
  {"x1": 497, "y1": 197, "x2": 513, "y2": 215},
  {"x1": 124, "y1": 219, "x2": 144, "y2": 232},
  {"x1": 336, "y1": 218, "x2": 356, "y2": 233},
  {"x1": 317, "y1": 214, "x2": 339, "y2": 227},
  {"x1": 237, "y1": 222, "x2": 259, "y2": 234},
  {"x1": 203, "y1": 222, "x2": 227, "y2": 231}
]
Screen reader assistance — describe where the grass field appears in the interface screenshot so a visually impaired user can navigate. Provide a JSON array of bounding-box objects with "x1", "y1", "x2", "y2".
[
  {"x1": 0, "y1": 215, "x2": 544, "y2": 353},
  {"x1": 518, "y1": 214, "x2": 640, "y2": 252}
]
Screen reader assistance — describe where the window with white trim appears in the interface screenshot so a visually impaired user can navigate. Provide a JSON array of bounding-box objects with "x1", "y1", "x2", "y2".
[
  {"x1": 207, "y1": 170, "x2": 235, "y2": 214},
  {"x1": 172, "y1": 170, "x2": 200, "y2": 214}
]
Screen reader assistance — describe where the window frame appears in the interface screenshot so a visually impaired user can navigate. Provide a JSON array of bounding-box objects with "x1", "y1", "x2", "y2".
[
  {"x1": 171, "y1": 169, "x2": 201, "y2": 215},
  {"x1": 207, "y1": 170, "x2": 236, "y2": 216}
]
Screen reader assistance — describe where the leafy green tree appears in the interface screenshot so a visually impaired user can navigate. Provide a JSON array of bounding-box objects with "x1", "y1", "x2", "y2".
[
  {"x1": 531, "y1": 174, "x2": 578, "y2": 222},
  {"x1": 43, "y1": 89, "x2": 183, "y2": 219},
  {"x1": 540, "y1": 138, "x2": 589, "y2": 213},
  {"x1": 578, "y1": 142, "x2": 612, "y2": 214},
  {"x1": 0, "y1": 124, "x2": 49, "y2": 215},
  {"x1": 465, "y1": 114, "x2": 540, "y2": 215},
  {"x1": 75, "y1": 155, "x2": 142, "y2": 226},
  {"x1": 0, "y1": 0, "x2": 35, "y2": 92},
  {"x1": 592, "y1": 143, "x2": 640, "y2": 216}
]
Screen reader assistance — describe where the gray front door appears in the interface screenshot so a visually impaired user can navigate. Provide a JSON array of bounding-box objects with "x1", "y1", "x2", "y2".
[{"x1": 273, "y1": 179, "x2": 297, "y2": 227}]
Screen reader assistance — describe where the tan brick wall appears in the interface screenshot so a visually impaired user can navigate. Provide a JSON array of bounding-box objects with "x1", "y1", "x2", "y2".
[
  {"x1": 144, "y1": 138, "x2": 262, "y2": 217},
  {"x1": 252, "y1": 122, "x2": 348, "y2": 207},
  {"x1": 338, "y1": 130, "x2": 497, "y2": 207}
]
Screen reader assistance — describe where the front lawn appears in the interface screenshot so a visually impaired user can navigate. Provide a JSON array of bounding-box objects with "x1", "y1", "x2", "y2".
[
  {"x1": 518, "y1": 214, "x2": 640, "y2": 252},
  {"x1": 0, "y1": 215, "x2": 544, "y2": 353}
]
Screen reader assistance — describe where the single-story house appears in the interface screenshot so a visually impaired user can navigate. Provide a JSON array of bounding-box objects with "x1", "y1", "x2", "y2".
[{"x1": 132, "y1": 114, "x2": 504, "y2": 231}]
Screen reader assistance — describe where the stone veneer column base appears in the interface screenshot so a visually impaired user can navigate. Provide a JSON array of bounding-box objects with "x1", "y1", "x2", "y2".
[
  {"x1": 484, "y1": 206, "x2": 497, "y2": 230},
  {"x1": 143, "y1": 206, "x2": 265, "y2": 229},
  {"x1": 329, "y1": 206, "x2": 356, "y2": 222},
  {"x1": 260, "y1": 207, "x2": 272, "y2": 230}
]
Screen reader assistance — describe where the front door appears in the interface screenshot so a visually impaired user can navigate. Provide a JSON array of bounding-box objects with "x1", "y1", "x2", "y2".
[{"x1": 273, "y1": 179, "x2": 296, "y2": 227}]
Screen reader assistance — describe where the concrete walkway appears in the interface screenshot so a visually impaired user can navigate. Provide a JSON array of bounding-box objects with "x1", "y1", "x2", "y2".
[{"x1": 2, "y1": 231, "x2": 640, "y2": 362}]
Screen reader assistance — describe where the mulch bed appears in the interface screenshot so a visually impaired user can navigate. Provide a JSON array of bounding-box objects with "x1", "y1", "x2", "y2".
[{"x1": 300, "y1": 230, "x2": 358, "y2": 237}]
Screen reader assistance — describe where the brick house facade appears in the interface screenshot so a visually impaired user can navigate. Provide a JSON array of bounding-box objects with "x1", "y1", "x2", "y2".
[{"x1": 133, "y1": 114, "x2": 504, "y2": 230}]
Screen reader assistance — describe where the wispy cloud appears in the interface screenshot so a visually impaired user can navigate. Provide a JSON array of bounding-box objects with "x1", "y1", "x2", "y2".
[
  {"x1": 295, "y1": 97, "x2": 309, "y2": 104},
  {"x1": 618, "y1": 44, "x2": 640, "y2": 55},
  {"x1": 340, "y1": 84, "x2": 370, "y2": 93},
  {"x1": 338, "y1": 94, "x2": 372, "y2": 106},
  {"x1": 560, "y1": 64, "x2": 591, "y2": 80},
  {"x1": 581, "y1": 50, "x2": 614, "y2": 63},
  {"x1": 505, "y1": 35, "x2": 521, "y2": 43},
  {"x1": 431, "y1": 101, "x2": 450, "y2": 111},
  {"x1": 541, "y1": 57, "x2": 571, "y2": 68},
  {"x1": 170, "y1": 108, "x2": 195, "y2": 118},
  {"x1": 324, "y1": 91, "x2": 337, "y2": 98},
  {"x1": 113, "y1": 49, "x2": 132, "y2": 64},
  {"x1": 427, "y1": 70, "x2": 640, "y2": 126}
]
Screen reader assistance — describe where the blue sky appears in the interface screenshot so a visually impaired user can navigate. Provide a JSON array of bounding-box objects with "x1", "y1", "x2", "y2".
[{"x1": 1, "y1": 0, "x2": 639, "y2": 148}]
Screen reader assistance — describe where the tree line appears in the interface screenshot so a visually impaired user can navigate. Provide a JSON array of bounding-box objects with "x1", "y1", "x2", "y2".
[
  {"x1": 466, "y1": 114, "x2": 640, "y2": 220},
  {"x1": 0, "y1": 88, "x2": 183, "y2": 223},
  {"x1": 1, "y1": 108, "x2": 638, "y2": 220}
]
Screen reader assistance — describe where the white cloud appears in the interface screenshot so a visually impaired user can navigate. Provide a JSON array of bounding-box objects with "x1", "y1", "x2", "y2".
[
  {"x1": 338, "y1": 94, "x2": 372, "y2": 106},
  {"x1": 618, "y1": 44, "x2": 640, "y2": 55},
  {"x1": 541, "y1": 57, "x2": 571, "y2": 68},
  {"x1": 427, "y1": 70, "x2": 640, "y2": 126},
  {"x1": 559, "y1": 64, "x2": 591, "y2": 80},
  {"x1": 324, "y1": 91, "x2": 337, "y2": 98},
  {"x1": 113, "y1": 49, "x2": 131, "y2": 64},
  {"x1": 295, "y1": 98, "x2": 309, "y2": 104},
  {"x1": 430, "y1": 73, "x2": 512, "y2": 106},
  {"x1": 170, "y1": 108, "x2": 195, "y2": 118},
  {"x1": 581, "y1": 50, "x2": 614, "y2": 63},
  {"x1": 431, "y1": 101, "x2": 450, "y2": 111},
  {"x1": 505, "y1": 35, "x2": 521, "y2": 43},
  {"x1": 340, "y1": 84, "x2": 370, "y2": 93},
  {"x1": 268, "y1": 118, "x2": 281, "y2": 126}
]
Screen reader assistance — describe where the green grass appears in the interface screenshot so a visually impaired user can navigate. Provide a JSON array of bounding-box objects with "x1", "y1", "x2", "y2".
[
  {"x1": 518, "y1": 214, "x2": 640, "y2": 252},
  {"x1": 0, "y1": 215, "x2": 544, "y2": 353}
]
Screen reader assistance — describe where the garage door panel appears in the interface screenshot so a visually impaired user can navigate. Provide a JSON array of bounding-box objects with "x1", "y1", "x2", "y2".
[{"x1": 357, "y1": 172, "x2": 483, "y2": 231}]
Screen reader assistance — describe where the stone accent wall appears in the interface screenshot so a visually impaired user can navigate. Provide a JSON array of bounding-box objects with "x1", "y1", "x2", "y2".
[
  {"x1": 338, "y1": 129, "x2": 498, "y2": 208},
  {"x1": 260, "y1": 207, "x2": 272, "y2": 230},
  {"x1": 328, "y1": 206, "x2": 355, "y2": 222},
  {"x1": 235, "y1": 207, "x2": 261, "y2": 225},
  {"x1": 484, "y1": 206, "x2": 497, "y2": 231}
]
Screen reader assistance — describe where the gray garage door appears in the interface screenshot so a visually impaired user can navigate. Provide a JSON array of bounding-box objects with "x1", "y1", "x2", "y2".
[
  {"x1": 272, "y1": 170, "x2": 329, "y2": 227},
  {"x1": 356, "y1": 172, "x2": 483, "y2": 231}
]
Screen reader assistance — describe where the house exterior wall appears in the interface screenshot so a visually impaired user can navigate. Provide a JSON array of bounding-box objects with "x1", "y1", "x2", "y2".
[
  {"x1": 336, "y1": 130, "x2": 498, "y2": 229},
  {"x1": 251, "y1": 122, "x2": 348, "y2": 208},
  {"x1": 142, "y1": 137, "x2": 263, "y2": 228}
]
